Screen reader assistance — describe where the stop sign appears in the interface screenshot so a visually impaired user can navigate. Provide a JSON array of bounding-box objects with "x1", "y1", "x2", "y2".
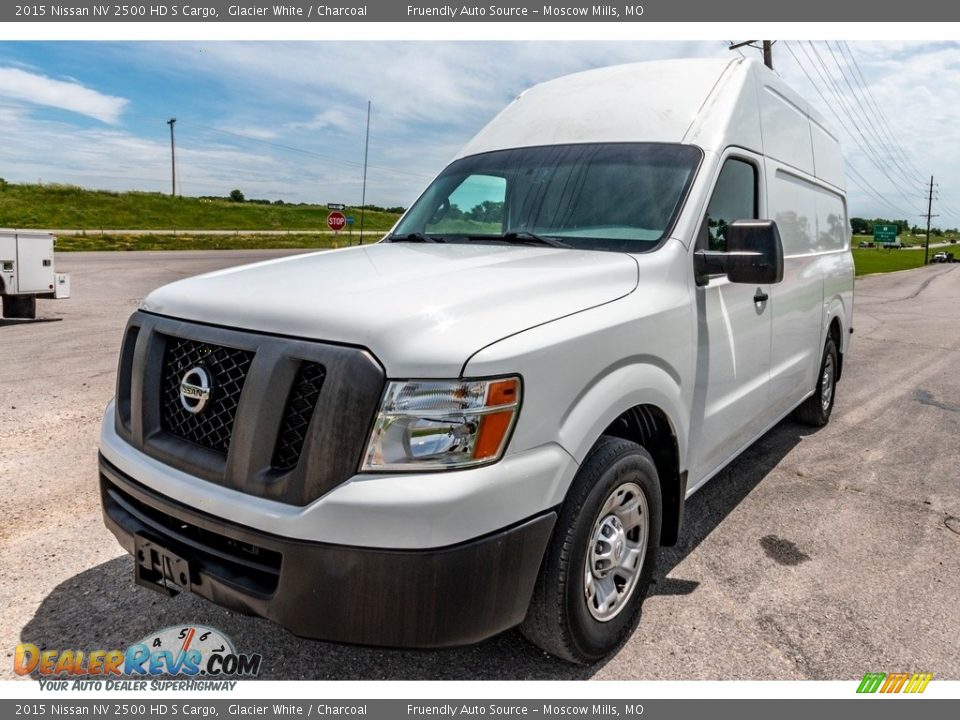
[{"x1": 327, "y1": 211, "x2": 346, "y2": 231}]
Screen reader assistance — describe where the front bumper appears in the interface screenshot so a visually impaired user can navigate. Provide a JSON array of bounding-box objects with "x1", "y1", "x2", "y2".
[{"x1": 100, "y1": 454, "x2": 556, "y2": 648}]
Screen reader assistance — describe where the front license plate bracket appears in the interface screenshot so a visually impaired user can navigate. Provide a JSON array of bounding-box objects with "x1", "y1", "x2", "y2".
[{"x1": 134, "y1": 534, "x2": 192, "y2": 597}]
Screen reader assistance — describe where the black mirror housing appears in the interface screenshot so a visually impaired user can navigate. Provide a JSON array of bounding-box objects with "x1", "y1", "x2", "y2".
[
  {"x1": 725, "y1": 219, "x2": 784, "y2": 284},
  {"x1": 695, "y1": 219, "x2": 784, "y2": 285}
]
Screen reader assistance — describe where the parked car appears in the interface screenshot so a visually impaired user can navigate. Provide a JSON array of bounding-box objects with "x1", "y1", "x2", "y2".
[
  {"x1": 99, "y1": 58, "x2": 854, "y2": 663},
  {"x1": 932, "y1": 252, "x2": 948, "y2": 263}
]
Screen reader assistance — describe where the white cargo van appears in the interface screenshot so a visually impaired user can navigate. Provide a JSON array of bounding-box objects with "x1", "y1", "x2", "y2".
[
  {"x1": 0, "y1": 231, "x2": 70, "y2": 318},
  {"x1": 99, "y1": 58, "x2": 853, "y2": 663}
]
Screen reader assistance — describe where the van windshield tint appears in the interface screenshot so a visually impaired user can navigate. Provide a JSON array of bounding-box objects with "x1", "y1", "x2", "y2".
[{"x1": 392, "y1": 143, "x2": 702, "y2": 252}]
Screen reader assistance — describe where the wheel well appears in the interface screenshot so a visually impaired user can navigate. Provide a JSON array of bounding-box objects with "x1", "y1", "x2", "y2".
[
  {"x1": 829, "y1": 317, "x2": 843, "y2": 381},
  {"x1": 601, "y1": 404, "x2": 684, "y2": 546}
]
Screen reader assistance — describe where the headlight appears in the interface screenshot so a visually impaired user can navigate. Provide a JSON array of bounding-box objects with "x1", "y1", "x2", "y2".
[{"x1": 361, "y1": 376, "x2": 521, "y2": 471}]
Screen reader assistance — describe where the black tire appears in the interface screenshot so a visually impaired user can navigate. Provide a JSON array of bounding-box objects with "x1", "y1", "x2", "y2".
[
  {"x1": 794, "y1": 336, "x2": 838, "y2": 427},
  {"x1": 2, "y1": 294, "x2": 36, "y2": 319},
  {"x1": 520, "y1": 435, "x2": 662, "y2": 664}
]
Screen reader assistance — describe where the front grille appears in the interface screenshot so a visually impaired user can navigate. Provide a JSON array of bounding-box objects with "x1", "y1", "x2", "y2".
[
  {"x1": 116, "y1": 325, "x2": 140, "y2": 431},
  {"x1": 272, "y1": 362, "x2": 326, "y2": 471},
  {"x1": 118, "y1": 311, "x2": 386, "y2": 506},
  {"x1": 160, "y1": 337, "x2": 254, "y2": 454}
]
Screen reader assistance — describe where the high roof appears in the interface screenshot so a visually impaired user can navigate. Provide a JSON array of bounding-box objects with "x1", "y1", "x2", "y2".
[
  {"x1": 456, "y1": 58, "x2": 743, "y2": 158},
  {"x1": 455, "y1": 57, "x2": 843, "y2": 190}
]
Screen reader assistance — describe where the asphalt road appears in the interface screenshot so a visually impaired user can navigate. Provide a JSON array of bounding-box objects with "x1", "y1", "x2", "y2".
[{"x1": 2, "y1": 251, "x2": 958, "y2": 680}]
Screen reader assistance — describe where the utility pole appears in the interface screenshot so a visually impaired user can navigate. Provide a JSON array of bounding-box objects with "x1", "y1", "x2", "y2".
[
  {"x1": 728, "y1": 40, "x2": 774, "y2": 70},
  {"x1": 166, "y1": 118, "x2": 177, "y2": 197},
  {"x1": 763, "y1": 41, "x2": 774, "y2": 70},
  {"x1": 358, "y1": 101, "x2": 371, "y2": 246},
  {"x1": 924, "y1": 175, "x2": 934, "y2": 265}
]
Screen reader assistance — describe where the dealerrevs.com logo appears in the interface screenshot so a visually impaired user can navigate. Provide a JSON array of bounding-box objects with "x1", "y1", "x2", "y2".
[{"x1": 15, "y1": 625, "x2": 261, "y2": 690}]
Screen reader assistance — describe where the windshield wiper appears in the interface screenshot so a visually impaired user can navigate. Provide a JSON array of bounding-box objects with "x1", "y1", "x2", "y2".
[
  {"x1": 471, "y1": 231, "x2": 571, "y2": 249},
  {"x1": 389, "y1": 232, "x2": 444, "y2": 243}
]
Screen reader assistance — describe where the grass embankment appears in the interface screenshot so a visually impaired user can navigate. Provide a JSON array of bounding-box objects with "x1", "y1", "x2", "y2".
[
  {"x1": 54, "y1": 233, "x2": 373, "y2": 252},
  {"x1": 851, "y1": 248, "x2": 928, "y2": 276},
  {"x1": 0, "y1": 183, "x2": 401, "y2": 233},
  {"x1": 851, "y1": 234, "x2": 959, "y2": 275}
]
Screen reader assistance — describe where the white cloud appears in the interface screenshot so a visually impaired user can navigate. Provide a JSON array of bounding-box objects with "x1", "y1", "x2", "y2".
[
  {"x1": 0, "y1": 67, "x2": 128, "y2": 124},
  {"x1": 4, "y1": 41, "x2": 960, "y2": 223},
  {"x1": 288, "y1": 108, "x2": 354, "y2": 133},
  {"x1": 777, "y1": 42, "x2": 960, "y2": 226},
  {"x1": 215, "y1": 124, "x2": 279, "y2": 140}
]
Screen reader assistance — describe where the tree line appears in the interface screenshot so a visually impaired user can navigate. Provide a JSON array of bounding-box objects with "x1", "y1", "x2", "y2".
[{"x1": 850, "y1": 217, "x2": 958, "y2": 236}]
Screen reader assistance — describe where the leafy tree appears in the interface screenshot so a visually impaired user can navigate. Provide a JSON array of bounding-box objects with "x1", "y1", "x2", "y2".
[
  {"x1": 466, "y1": 200, "x2": 504, "y2": 223},
  {"x1": 229, "y1": 189, "x2": 245, "y2": 203}
]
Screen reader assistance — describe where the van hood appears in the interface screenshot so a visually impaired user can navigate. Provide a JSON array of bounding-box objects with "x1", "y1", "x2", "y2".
[{"x1": 142, "y1": 243, "x2": 639, "y2": 377}]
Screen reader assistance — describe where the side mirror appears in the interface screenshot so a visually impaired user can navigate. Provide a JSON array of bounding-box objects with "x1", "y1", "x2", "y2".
[{"x1": 695, "y1": 219, "x2": 784, "y2": 285}]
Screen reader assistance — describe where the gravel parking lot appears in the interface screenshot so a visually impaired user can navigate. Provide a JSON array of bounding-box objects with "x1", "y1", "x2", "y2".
[{"x1": 2, "y1": 250, "x2": 958, "y2": 680}]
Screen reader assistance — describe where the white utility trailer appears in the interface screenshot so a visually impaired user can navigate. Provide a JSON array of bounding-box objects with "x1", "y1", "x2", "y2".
[{"x1": 0, "y1": 231, "x2": 70, "y2": 319}]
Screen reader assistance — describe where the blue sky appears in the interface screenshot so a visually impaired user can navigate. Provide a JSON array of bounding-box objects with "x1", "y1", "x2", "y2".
[{"x1": 1, "y1": 41, "x2": 959, "y2": 226}]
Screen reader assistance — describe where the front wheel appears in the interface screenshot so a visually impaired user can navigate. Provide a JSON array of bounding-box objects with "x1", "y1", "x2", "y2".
[
  {"x1": 794, "y1": 336, "x2": 838, "y2": 426},
  {"x1": 520, "y1": 436, "x2": 661, "y2": 664}
]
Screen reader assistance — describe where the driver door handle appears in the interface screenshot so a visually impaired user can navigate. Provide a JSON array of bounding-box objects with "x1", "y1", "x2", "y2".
[{"x1": 754, "y1": 290, "x2": 769, "y2": 303}]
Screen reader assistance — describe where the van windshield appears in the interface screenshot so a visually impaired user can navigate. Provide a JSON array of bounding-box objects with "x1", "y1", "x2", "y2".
[{"x1": 391, "y1": 143, "x2": 702, "y2": 252}]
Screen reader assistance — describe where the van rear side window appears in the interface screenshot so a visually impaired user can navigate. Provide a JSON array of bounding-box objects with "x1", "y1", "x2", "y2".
[{"x1": 705, "y1": 158, "x2": 757, "y2": 251}]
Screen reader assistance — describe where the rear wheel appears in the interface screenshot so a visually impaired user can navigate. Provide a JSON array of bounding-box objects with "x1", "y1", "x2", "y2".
[
  {"x1": 794, "y1": 336, "x2": 838, "y2": 426},
  {"x1": 520, "y1": 435, "x2": 661, "y2": 664},
  {"x1": 1, "y1": 294, "x2": 36, "y2": 319}
]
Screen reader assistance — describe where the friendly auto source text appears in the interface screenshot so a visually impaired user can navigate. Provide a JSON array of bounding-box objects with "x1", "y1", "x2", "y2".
[{"x1": 406, "y1": 5, "x2": 642, "y2": 18}]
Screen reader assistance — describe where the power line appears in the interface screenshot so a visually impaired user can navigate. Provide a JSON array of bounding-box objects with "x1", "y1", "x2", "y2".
[
  {"x1": 783, "y1": 41, "x2": 920, "y2": 217},
  {"x1": 845, "y1": 163, "x2": 915, "y2": 218},
  {"x1": 803, "y1": 41, "x2": 924, "y2": 203},
  {"x1": 839, "y1": 41, "x2": 930, "y2": 185},
  {"x1": 186, "y1": 122, "x2": 433, "y2": 181},
  {"x1": 824, "y1": 41, "x2": 923, "y2": 189}
]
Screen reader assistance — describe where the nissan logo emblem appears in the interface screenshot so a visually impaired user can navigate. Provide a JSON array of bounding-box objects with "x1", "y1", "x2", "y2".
[{"x1": 179, "y1": 366, "x2": 213, "y2": 414}]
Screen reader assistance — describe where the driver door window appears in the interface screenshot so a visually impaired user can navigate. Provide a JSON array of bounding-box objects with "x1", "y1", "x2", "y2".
[
  {"x1": 426, "y1": 174, "x2": 507, "y2": 235},
  {"x1": 704, "y1": 158, "x2": 757, "y2": 251}
]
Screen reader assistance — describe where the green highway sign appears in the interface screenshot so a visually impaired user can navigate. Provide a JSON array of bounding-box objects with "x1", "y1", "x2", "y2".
[{"x1": 874, "y1": 224, "x2": 899, "y2": 243}]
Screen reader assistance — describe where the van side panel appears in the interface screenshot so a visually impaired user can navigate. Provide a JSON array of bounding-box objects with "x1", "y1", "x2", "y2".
[
  {"x1": 758, "y1": 86, "x2": 816, "y2": 176},
  {"x1": 684, "y1": 63, "x2": 764, "y2": 157},
  {"x1": 810, "y1": 120, "x2": 846, "y2": 190},
  {"x1": 765, "y1": 165, "x2": 825, "y2": 414},
  {"x1": 812, "y1": 183, "x2": 848, "y2": 253}
]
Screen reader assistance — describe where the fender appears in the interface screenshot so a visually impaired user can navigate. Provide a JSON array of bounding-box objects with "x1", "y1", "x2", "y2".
[{"x1": 558, "y1": 358, "x2": 688, "y2": 469}]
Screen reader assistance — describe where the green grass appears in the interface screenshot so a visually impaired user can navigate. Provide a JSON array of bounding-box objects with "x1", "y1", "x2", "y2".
[
  {"x1": 0, "y1": 182, "x2": 400, "y2": 232},
  {"x1": 852, "y1": 247, "x2": 929, "y2": 276},
  {"x1": 53, "y1": 233, "x2": 376, "y2": 252}
]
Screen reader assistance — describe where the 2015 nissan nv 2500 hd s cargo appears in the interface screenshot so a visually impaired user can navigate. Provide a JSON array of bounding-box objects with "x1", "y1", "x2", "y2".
[{"x1": 99, "y1": 57, "x2": 854, "y2": 663}]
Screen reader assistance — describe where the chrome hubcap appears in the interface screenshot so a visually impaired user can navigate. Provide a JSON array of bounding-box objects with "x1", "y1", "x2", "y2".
[
  {"x1": 584, "y1": 481, "x2": 649, "y2": 622},
  {"x1": 821, "y1": 354, "x2": 834, "y2": 413}
]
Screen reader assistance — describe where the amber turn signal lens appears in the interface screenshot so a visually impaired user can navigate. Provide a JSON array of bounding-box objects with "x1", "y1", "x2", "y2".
[
  {"x1": 473, "y1": 378, "x2": 520, "y2": 460},
  {"x1": 486, "y1": 378, "x2": 519, "y2": 407}
]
